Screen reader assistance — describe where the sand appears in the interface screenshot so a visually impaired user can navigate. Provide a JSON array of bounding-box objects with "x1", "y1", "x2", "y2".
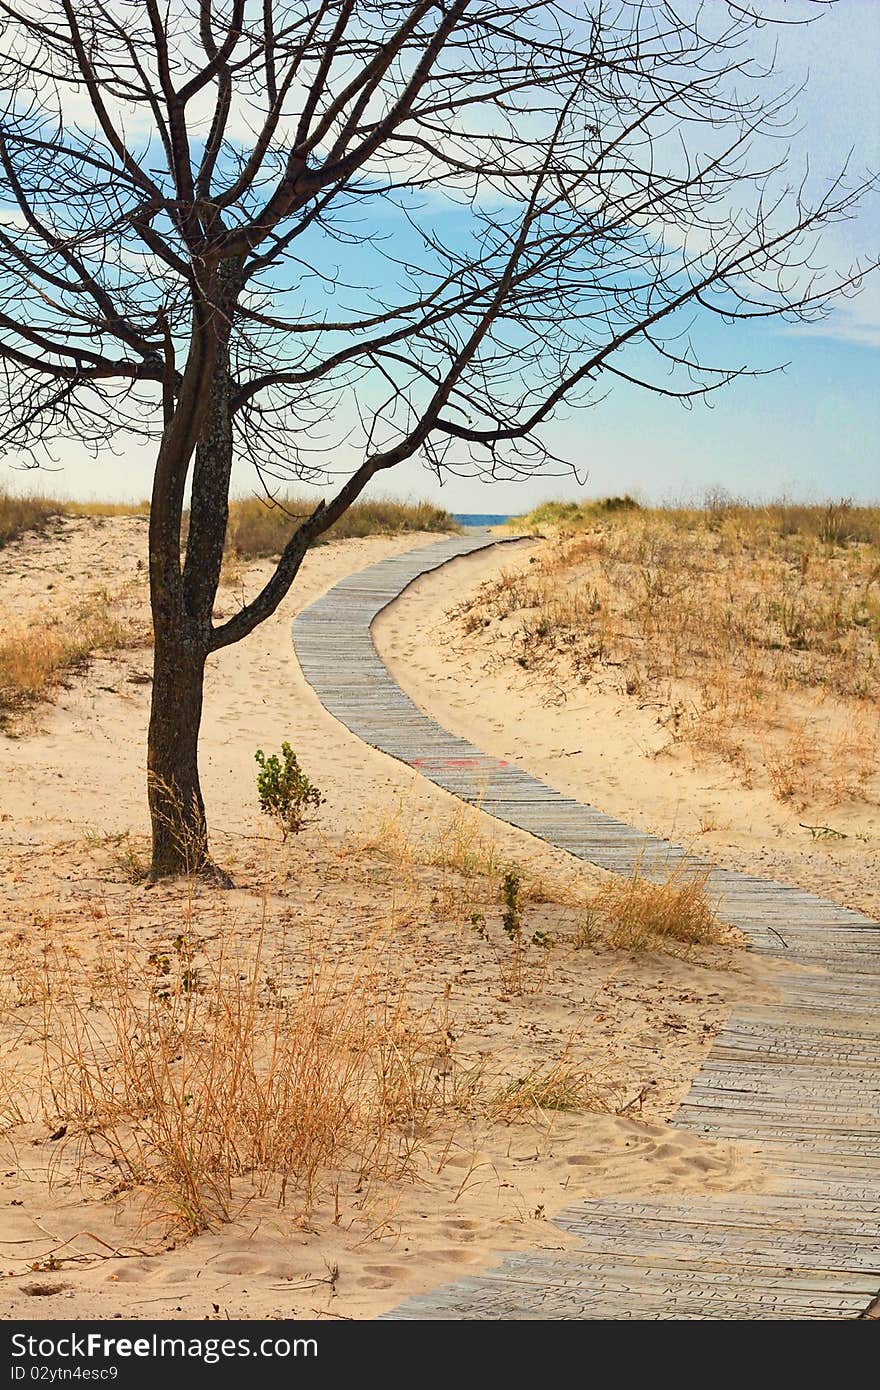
[
  {"x1": 1, "y1": 517, "x2": 780, "y2": 1321},
  {"x1": 374, "y1": 539, "x2": 880, "y2": 919}
]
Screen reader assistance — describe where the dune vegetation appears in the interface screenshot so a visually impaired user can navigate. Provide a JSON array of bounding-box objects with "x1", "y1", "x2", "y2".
[
  {"x1": 0, "y1": 487, "x2": 456, "y2": 553},
  {"x1": 0, "y1": 491, "x2": 457, "y2": 721},
  {"x1": 0, "y1": 592, "x2": 145, "y2": 723},
  {"x1": 469, "y1": 496, "x2": 880, "y2": 808},
  {"x1": 223, "y1": 494, "x2": 457, "y2": 556},
  {"x1": 0, "y1": 490, "x2": 61, "y2": 547},
  {"x1": 0, "y1": 792, "x2": 737, "y2": 1239}
]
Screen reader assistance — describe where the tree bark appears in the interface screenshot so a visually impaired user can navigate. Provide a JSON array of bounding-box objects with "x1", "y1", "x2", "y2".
[
  {"x1": 147, "y1": 625, "x2": 210, "y2": 876},
  {"x1": 147, "y1": 259, "x2": 241, "y2": 879}
]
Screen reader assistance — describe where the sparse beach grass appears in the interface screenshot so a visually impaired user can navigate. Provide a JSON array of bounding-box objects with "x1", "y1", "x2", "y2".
[
  {"x1": 61, "y1": 499, "x2": 152, "y2": 519},
  {"x1": 354, "y1": 802, "x2": 728, "y2": 969},
  {"x1": 0, "y1": 825, "x2": 701, "y2": 1238},
  {"x1": 1, "y1": 487, "x2": 456, "y2": 556},
  {"x1": 224, "y1": 495, "x2": 458, "y2": 556},
  {"x1": 0, "y1": 493, "x2": 457, "y2": 721},
  {"x1": 467, "y1": 497, "x2": 880, "y2": 808},
  {"x1": 588, "y1": 863, "x2": 724, "y2": 952},
  {"x1": 0, "y1": 589, "x2": 147, "y2": 723},
  {"x1": 19, "y1": 913, "x2": 463, "y2": 1233},
  {"x1": 0, "y1": 790, "x2": 742, "y2": 1237},
  {"x1": 0, "y1": 489, "x2": 60, "y2": 547},
  {"x1": 0, "y1": 488, "x2": 152, "y2": 547}
]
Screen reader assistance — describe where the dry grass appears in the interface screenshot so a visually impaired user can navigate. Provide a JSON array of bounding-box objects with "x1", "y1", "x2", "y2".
[
  {"x1": 460, "y1": 498, "x2": 880, "y2": 808},
  {"x1": 0, "y1": 491, "x2": 454, "y2": 720},
  {"x1": 355, "y1": 800, "x2": 594, "y2": 931},
  {"x1": 0, "y1": 804, "x2": 619, "y2": 1237},
  {"x1": 0, "y1": 590, "x2": 147, "y2": 722},
  {"x1": 353, "y1": 802, "x2": 502, "y2": 927},
  {"x1": 352, "y1": 803, "x2": 728, "y2": 985},
  {"x1": 354, "y1": 804, "x2": 549, "y2": 995},
  {"x1": 0, "y1": 489, "x2": 61, "y2": 547},
  {"x1": 225, "y1": 495, "x2": 457, "y2": 558},
  {"x1": 0, "y1": 884, "x2": 609, "y2": 1234},
  {"x1": 588, "y1": 863, "x2": 724, "y2": 953},
  {"x1": 0, "y1": 487, "x2": 452, "y2": 559},
  {"x1": 21, "y1": 917, "x2": 466, "y2": 1232},
  {"x1": 0, "y1": 488, "x2": 152, "y2": 547},
  {"x1": 0, "y1": 793, "x2": 741, "y2": 1240},
  {"x1": 488, "y1": 1048, "x2": 610, "y2": 1119},
  {"x1": 62, "y1": 499, "x2": 151, "y2": 518}
]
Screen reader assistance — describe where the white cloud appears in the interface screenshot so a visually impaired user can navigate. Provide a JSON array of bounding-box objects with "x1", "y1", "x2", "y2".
[{"x1": 781, "y1": 275, "x2": 880, "y2": 349}]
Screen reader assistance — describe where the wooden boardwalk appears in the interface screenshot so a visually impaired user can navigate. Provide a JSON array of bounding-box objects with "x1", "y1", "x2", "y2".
[{"x1": 293, "y1": 532, "x2": 880, "y2": 1320}]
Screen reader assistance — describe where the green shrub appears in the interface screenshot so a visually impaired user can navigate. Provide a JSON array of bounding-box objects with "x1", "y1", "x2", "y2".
[
  {"x1": 595, "y1": 494, "x2": 640, "y2": 512},
  {"x1": 502, "y1": 870, "x2": 554, "y2": 951},
  {"x1": 512, "y1": 496, "x2": 641, "y2": 533},
  {"x1": 501, "y1": 869, "x2": 523, "y2": 940},
  {"x1": 254, "y1": 743, "x2": 324, "y2": 838}
]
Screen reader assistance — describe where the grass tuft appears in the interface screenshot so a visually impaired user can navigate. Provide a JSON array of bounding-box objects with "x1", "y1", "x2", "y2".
[
  {"x1": 22, "y1": 920, "x2": 467, "y2": 1231},
  {"x1": 0, "y1": 489, "x2": 60, "y2": 547},
  {"x1": 590, "y1": 863, "x2": 724, "y2": 952},
  {"x1": 489, "y1": 1049, "x2": 610, "y2": 1118},
  {"x1": 0, "y1": 592, "x2": 145, "y2": 722}
]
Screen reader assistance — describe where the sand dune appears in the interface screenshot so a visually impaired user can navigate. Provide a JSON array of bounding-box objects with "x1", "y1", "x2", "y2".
[
  {"x1": 374, "y1": 540, "x2": 880, "y2": 919},
  {"x1": 1, "y1": 517, "x2": 778, "y2": 1321}
]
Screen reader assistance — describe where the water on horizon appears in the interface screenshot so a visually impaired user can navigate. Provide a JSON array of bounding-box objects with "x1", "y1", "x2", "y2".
[{"x1": 452, "y1": 513, "x2": 511, "y2": 527}]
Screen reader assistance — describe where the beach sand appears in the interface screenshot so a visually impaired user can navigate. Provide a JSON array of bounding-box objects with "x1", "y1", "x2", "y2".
[{"x1": 1, "y1": 517, "x2": 779, "y2": 1320}]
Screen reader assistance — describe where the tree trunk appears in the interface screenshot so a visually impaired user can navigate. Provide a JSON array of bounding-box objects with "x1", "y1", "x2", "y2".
[
  {"x1": 147, "y1": 624, "x2": 210, "y2": 877},
  {"x1": 146, "y1": 258, "x2": 242, "y2": 880}
]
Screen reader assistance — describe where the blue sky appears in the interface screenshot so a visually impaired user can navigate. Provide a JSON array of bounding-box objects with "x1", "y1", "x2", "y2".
[
  {"x1": 410, "y1": 1, "x2": 880, "y2": 512},
  {"x1": 4, "y1": 0, "x2": 878, "y2": 511}
]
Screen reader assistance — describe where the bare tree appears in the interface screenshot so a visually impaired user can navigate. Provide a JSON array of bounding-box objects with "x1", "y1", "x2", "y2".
[{"x1": 0, "y1": 1, "x2": 874, "y2": 877}]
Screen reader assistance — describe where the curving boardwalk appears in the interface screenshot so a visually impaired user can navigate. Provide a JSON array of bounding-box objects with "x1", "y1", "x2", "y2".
[{"x1": 293, "y1": 532, "x2": 880, "y2": 1320}]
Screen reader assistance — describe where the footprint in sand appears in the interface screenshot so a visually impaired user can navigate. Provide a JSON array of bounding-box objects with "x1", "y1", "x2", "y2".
[
  {"x1": 651, "y1": 1142, "x2": 684, "y2": 1162},
  {"x1": 211, "y1": 1254, "x2": 269, "y2": 1275},
  {"x1": 104, "y1": 1260, "x2": 159, "y2": 1284},
  {"x1": 439, "y1": 1152, "x2": 480, "y2": 1169},
  {"x1": 421, "y1": 1247, "x2": 477, "y2": 1266},
  {"x1": 687, "y1": 1150, "x2": 735, "y2": 1174}
]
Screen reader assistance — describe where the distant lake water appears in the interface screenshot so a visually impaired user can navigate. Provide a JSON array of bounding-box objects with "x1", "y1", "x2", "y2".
[{"x1": 452, "y1": 513, "x2": 511, "y2": 527}]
